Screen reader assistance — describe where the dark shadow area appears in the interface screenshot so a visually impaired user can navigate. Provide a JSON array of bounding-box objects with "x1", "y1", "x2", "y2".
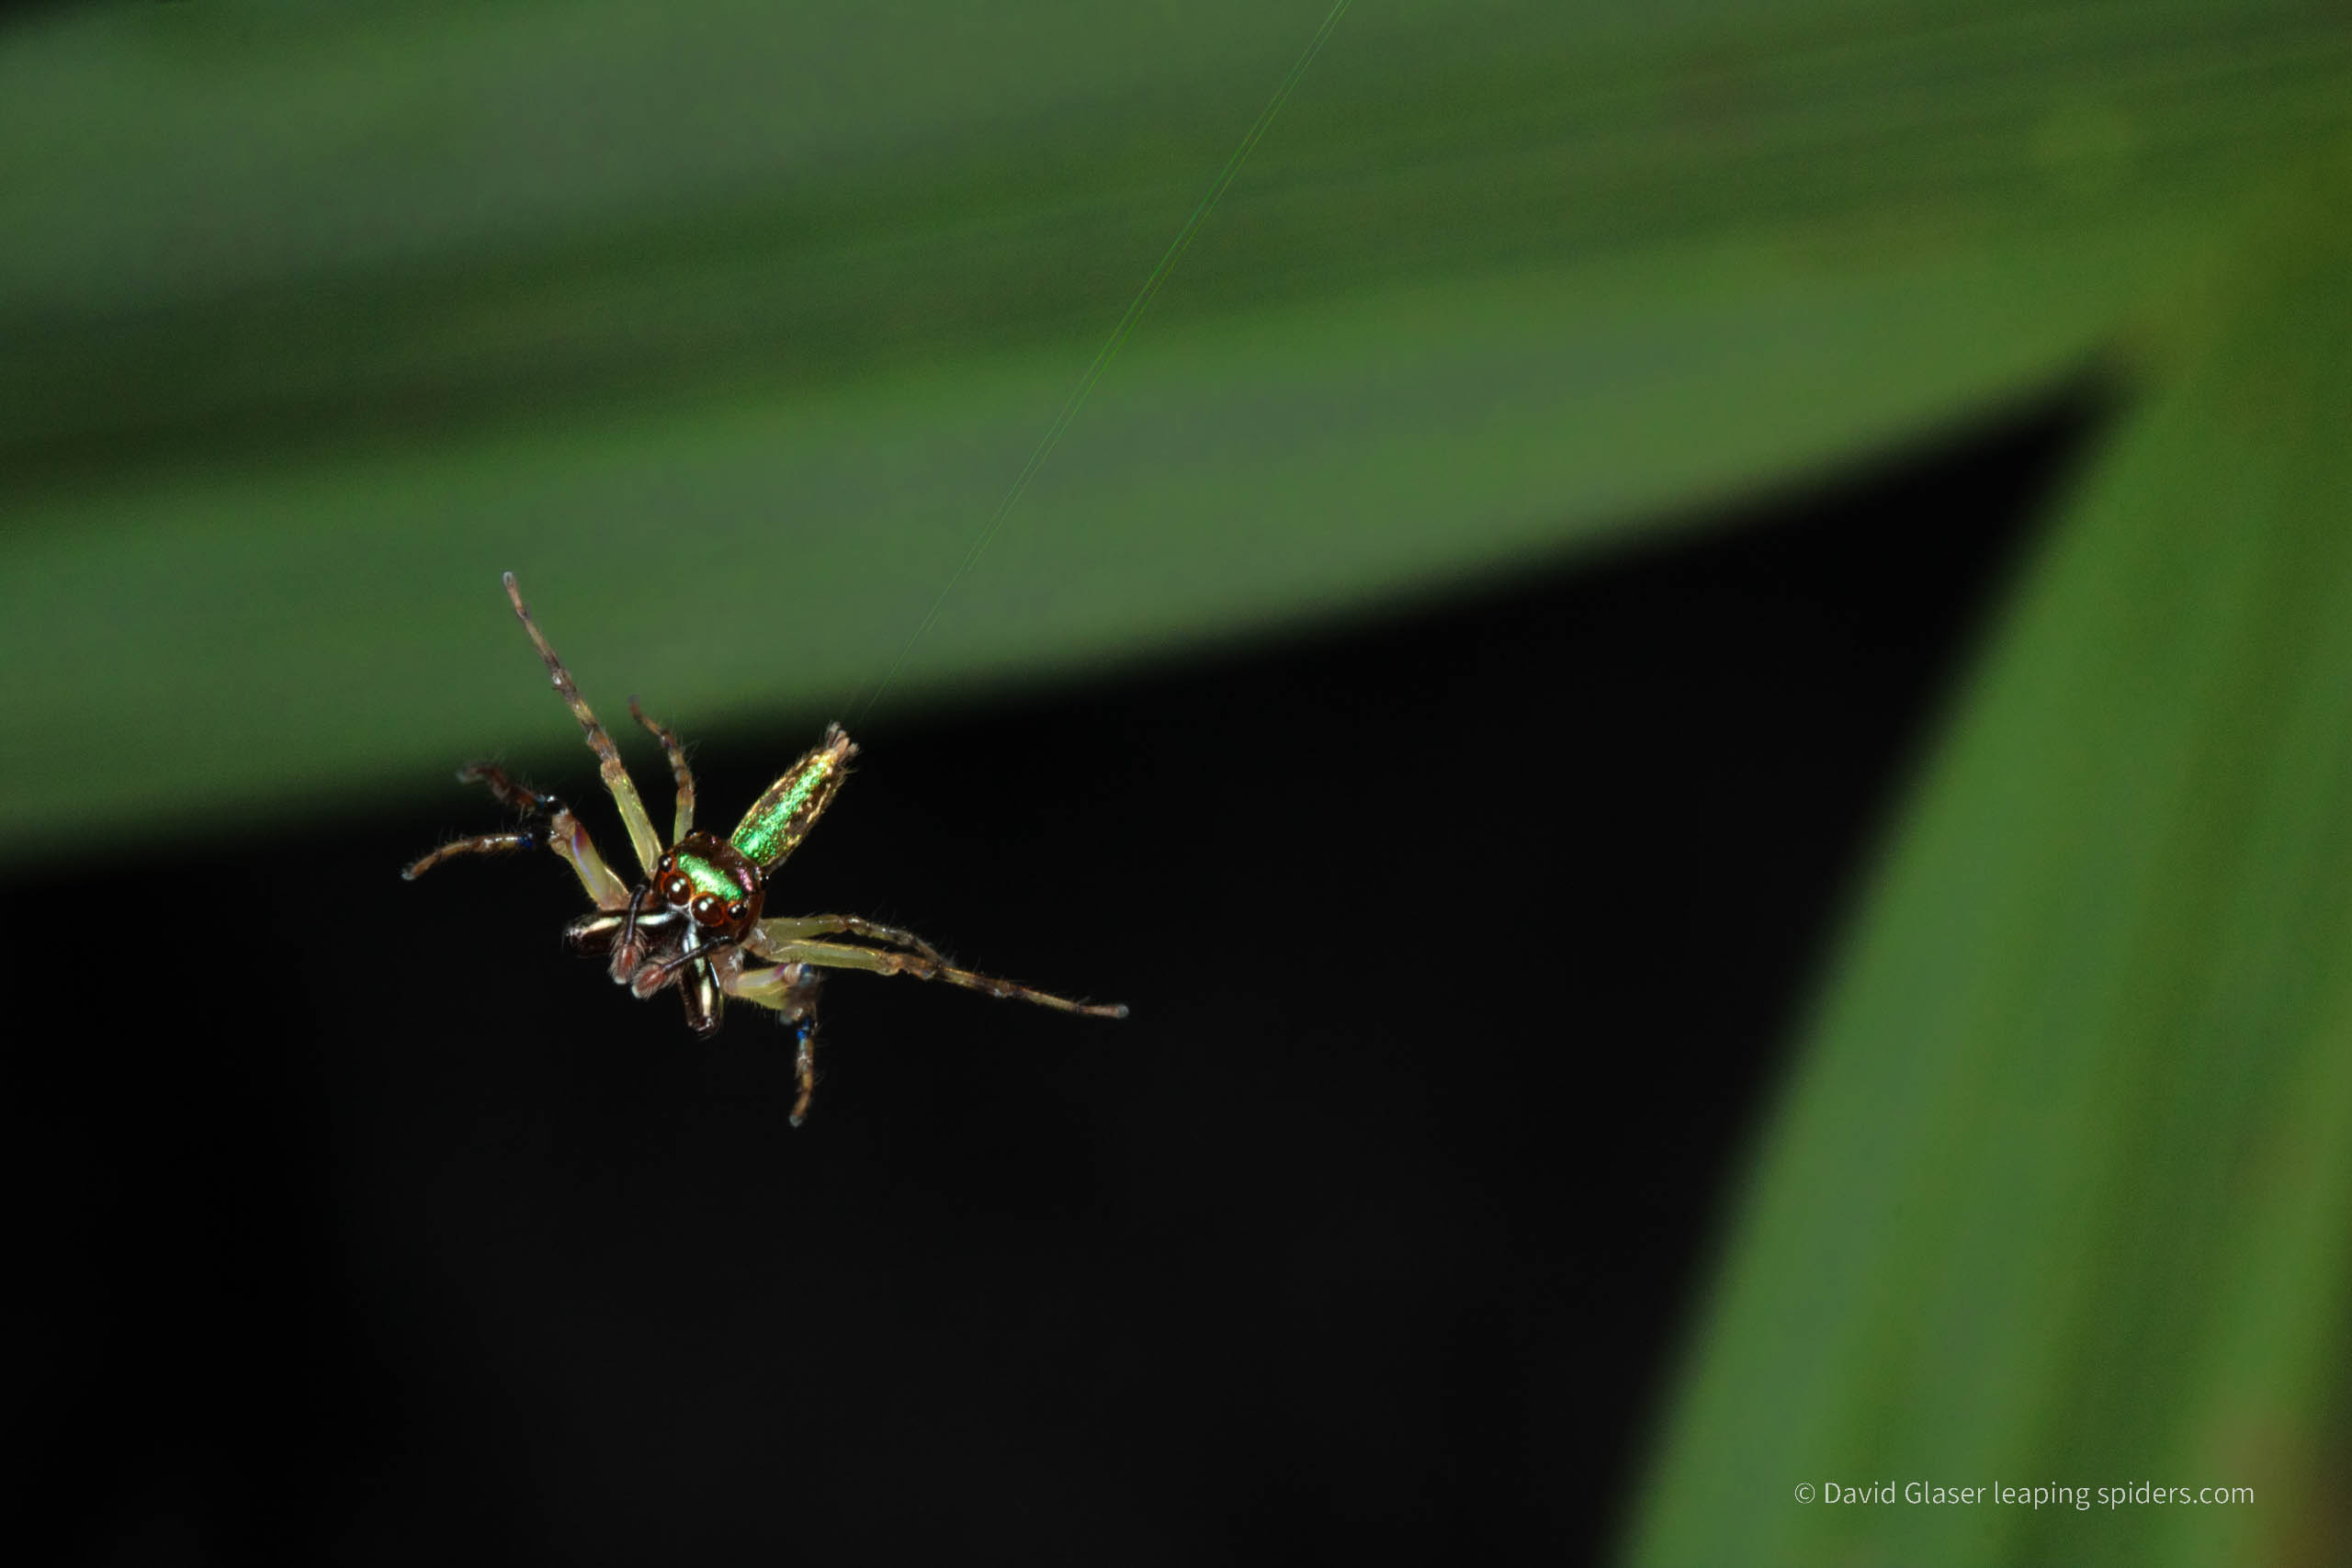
[{"x1": 6, "y1": 387, "x2": 2099, "y2": 1565}]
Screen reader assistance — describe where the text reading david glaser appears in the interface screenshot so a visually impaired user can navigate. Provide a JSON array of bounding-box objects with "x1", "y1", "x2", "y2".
[{"x1": 1793, "y1": 1482, "x2": 2252, "y2": 1511}]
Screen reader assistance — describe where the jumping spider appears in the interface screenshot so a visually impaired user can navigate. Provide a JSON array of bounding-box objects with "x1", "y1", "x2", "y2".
[{"x1": 404, "y1": 572, "x2": 1125, "y2": 1124}]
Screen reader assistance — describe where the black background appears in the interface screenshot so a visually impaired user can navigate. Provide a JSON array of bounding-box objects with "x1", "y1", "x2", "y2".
[{"x1": 12, "y1": 390, "x2": 2094, "y2": 1564}]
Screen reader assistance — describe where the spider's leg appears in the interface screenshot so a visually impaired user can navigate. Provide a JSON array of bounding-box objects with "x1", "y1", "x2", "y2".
[
  {"x1": 577, "y1": 880, "x2": 664, "y2": 980},
  {"x1": 759, "y1": 938, "x2": 1126, "y2": 1019},
  {"x1": 450, "y1": 761, "x2": 556, "y2": 815},
  {"x1": 785, "y1": 1008, "x2": 820, "y2": 1127},
  {"x1": 719, "y1": 957, "x2": 825, "y2": 1125},
  {"x1": 502, "y1": 571, "x2": 663, "y2": 875},
  {"x1": 628, "y1": 696, "x2": 695, "y2": 843},
  {"x1": 401, "y1": 830, "x2": 540, "y2": 879},
  {"x1": 404, "y1": 776, "x2": 631, "y2": 910},
  {"x1": 751, "y1": 914, "x2": 948, "y2": 964}
]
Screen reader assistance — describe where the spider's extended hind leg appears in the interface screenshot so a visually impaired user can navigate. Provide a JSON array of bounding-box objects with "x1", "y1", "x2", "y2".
[
  {"x1": 402, "y1": 761, "x2": 631, "y2": 909},
  {"x1": 720, "y1": 956, "x2": 827, "y2": 1125},
  {"x1": 629, "y1": 696, "x2": 695, "y2": 843},
  {"x1": 756, "y1": 937, "x2": 1126, "y2": 1019},
  {"x1": 502, "y1": 571, "x2": 663, "y2": 876},
  {"x1": 753, "y1": 914, "x2": 947, "y2": 964}
]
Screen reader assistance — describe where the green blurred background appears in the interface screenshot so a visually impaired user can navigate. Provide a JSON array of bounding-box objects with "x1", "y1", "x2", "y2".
[{"x1": 7, "y1": 1, "x2": 2352, "y2": 1562}]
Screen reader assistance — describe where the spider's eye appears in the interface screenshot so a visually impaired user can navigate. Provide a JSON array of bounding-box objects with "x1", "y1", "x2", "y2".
[
  {"x1": 662, "y1": 873, "x2": 692, "y2": 905},
  {"x1": 692, "y1": 895, "x2": 725, "y2": 926},
  {"x1": 726, "y1": 902, "x2": 747, "y2": 922}
]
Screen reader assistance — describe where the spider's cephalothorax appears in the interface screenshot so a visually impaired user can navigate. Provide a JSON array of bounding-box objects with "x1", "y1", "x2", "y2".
[
  {"x1": 565, "y1": 831, "x2": 770, "y2": 1035},
  {"x1": 403, "y1": 572, "x2": 1125, "y2": 1124},
  {"x1": 650, "y1": 834, "x2": 767, "y2": 946}
]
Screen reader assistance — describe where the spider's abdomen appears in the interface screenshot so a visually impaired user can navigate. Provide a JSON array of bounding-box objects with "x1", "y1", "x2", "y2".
[{"x1": 730, "y1": 724, "x2": 855, "y2": 871}]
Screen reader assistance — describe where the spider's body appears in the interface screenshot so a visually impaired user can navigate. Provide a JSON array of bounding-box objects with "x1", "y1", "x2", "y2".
[{"x1": 404, "y1": 572, "x2": 1125, "y2": 1124}]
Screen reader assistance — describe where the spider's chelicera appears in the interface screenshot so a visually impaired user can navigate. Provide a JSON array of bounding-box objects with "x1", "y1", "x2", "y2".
[{"x1": 404, "y1": 572, "x2": 1125, "y2": 1124}]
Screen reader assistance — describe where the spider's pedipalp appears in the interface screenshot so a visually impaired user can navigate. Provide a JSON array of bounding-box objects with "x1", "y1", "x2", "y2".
[{"x1": 677, "y1": 943, "x2": 724, "y2": 1035}]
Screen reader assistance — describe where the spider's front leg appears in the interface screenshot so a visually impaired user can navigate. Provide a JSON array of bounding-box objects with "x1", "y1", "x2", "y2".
[
  {"x1": 718, "y1": 953, "x2": 827, "y2": 1125},
  {"x1": 401, "y1": 761, "x2": 633, "y2": 910}
]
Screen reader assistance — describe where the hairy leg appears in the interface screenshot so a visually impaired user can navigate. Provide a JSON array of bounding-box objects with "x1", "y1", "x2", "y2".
[
  {"x1": 629, "y1": 696, "x2": 695, "y2": 843},
  {"x1": 403, "y1": 761, "x2": 631, "y2": 909},
  {"x1": 502, "y1": 571, "x2": 662, "y2": 874},
  {"x1": 720, "y1": 956, "x2": 827, "y2": 1124},
  {"x1": 761, "y1": 938, "x2": 1125, "y2": 1019},
  {"x1": 751, "y1": 914, "x2": 947, "y2": 964}
]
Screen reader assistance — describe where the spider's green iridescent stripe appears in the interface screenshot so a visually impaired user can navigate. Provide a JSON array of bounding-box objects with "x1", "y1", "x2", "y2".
[
  {"x1": 729, "y1": 730, "x2": 852, "y2": 869},
  {"x1": 675, "y1": 852, "x2": 752, "y2": 901}
]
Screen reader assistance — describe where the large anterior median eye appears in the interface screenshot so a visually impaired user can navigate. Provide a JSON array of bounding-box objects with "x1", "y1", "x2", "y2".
[
  {"x1": 692, "y1": 895, "x2": 729, "y2": 926},
  {"x1": 662, "y1": 873, "x2": 693, "y2": 905}
]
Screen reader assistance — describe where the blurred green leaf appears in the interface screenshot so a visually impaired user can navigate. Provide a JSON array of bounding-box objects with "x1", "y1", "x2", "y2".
[
  {"x1": 1626, "y1": 164, "x2": 2352, "y2": 1565},
  {"x1": 2, "y1": 0, "x2": 2347, "y2": 855}
]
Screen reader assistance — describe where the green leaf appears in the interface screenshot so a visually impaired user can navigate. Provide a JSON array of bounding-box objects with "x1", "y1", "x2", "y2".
[
  {"x1": 3, "y1": 0, "x2": 2346, "y2": 856},
  {"x1": 1625, "y1": 164, "x2": 2352, "y2": 1566}
]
